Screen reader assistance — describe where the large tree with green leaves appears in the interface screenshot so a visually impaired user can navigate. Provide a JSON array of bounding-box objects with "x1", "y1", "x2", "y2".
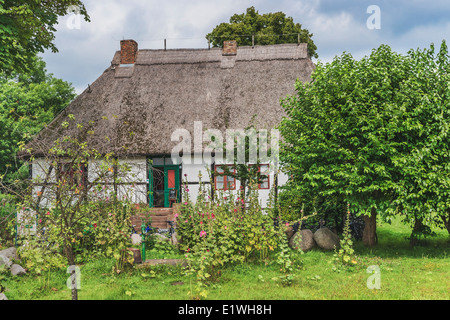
[
  {"x1": 279, "y1": 42, "x2": 450, "y2": 246},
  {"x1": 391, "y1": 42, "x2": 450, "y2": 242},
  {"x1": 0, "y1": 56, "x2": 76, "y2": 181},
  {"x1": 0, "y1": 0, "x2": 89, "y2": 75},
  {"x1": 206, "y1": 6, "x2": 317, "y2": 58}
]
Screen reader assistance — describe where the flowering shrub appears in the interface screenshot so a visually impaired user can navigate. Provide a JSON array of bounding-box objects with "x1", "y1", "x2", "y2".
[
  {"x1": 177, "y1": 174, "x2": 297, "y2": 298},
  {"x1": 18, "y1": 198, "x2": 135, "y2": 273}
]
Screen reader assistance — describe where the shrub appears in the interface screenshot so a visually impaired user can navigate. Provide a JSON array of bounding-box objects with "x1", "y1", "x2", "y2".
[
  {"x1": 177, "y1": 174, "x2": 298, "y2": 298},
  {"x1": 17, "y1": 198, "x2": 135, "y2": 273}
]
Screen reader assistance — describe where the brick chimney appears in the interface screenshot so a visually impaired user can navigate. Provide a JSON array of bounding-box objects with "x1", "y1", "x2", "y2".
[
  {"x1": 222, "y1": 40, "x2": 237, "y2": 56},
  {"x1": 120, "y1": 39, "x2": 138, "y2": 64}
]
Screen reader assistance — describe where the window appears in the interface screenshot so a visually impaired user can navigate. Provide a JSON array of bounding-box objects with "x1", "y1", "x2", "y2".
[
  {"x1": 214, "y1": 165, "x2": 236, "y2": 190},
  {"x1": 249, "y1": 164, "x2": 270, "y2": 189},
  {"x1": 257, "y1": 164, "x2": 270, "y2": 189},
  {"x1": 59, "y1": 162, "x2": 87, "y2": 187}
]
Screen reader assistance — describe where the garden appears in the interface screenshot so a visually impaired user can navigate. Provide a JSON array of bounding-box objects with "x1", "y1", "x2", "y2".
[
  {"x1": 1, "y1": 172, "x2": 449, "y2": 301},
  {"x1": 1, "y1": 41, "x2": 450, "y2": 301}
]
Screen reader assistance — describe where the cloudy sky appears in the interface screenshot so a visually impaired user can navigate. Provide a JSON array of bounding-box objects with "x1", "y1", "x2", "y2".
[{"x1": 41, "y1": 0, "x2": 450, "y2": 94}]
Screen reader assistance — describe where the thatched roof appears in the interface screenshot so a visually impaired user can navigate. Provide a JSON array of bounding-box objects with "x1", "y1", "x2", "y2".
[{"x1": 21, "y1": 42, "x2": 314, "y2": 158}]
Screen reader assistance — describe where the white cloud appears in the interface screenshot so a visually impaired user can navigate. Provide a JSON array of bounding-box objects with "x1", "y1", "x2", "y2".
[{"x1": 39, "y1": 0, "x2": 450, "y2": 94}]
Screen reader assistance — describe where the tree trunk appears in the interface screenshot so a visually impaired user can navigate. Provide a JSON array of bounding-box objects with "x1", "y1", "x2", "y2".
[
  {"x1": 362, "y1": 207, "x2": 377, "y2": 247},
  {"x1": 441, "y1": 213, "x2": 450, "y2": 235},
  {"x1": 64, "y1": 245, "x2": 78, "y2": 301},
  {"x1": 409, "y1": 218, "x2": 423, "y2": 247}
]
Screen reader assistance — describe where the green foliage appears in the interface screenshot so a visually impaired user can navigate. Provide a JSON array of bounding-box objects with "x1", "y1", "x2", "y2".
[
  {"x1": 0, "y1": 0, "x2": 89, "y2": 75},
  {"x1": 178, "y1": 174, "x2": 298, "y2": 299},
  {"x1": 0, "y1": 192, "x2": 15, "y2": 244},
  {"x1": 332, "y1": 204, "x2": 357, "y2": 272},
  {"x1": 0, "y1": 56, "x2": 76, "y2": 180},
  {"x1": 206, "y1": 6, "x2": 317, "y2": 58},
  {"x1": 16, "y1": 199, "x2": 135, "y2": 274},
  {"x1": 279, "y1": 41, "x2": 450, "y2": 242},
  {"x1": 147, "y1": 237, "x2": 178, "y2": 259},
  {"x1": 7, "y1": 114, "x2": 137, "y2": 286}
]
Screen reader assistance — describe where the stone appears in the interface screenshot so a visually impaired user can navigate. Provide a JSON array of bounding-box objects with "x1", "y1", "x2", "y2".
[
  {"x1": 154, "y1": 233, "x2": 169, "y2": 241},
  {"x1": 171, "y1": 232, "x2": 178, "y2": 246},
  {"x1": 10, "y1": 264, "x2": 26, "y2": 276},
  {"x1": 142, "y1": 259, "x2": 187, "y2": 267},
  {"x1": 0, "y1": 247, "x2": 18, "y2": 261},
  {"x1": 131, "y1": 233, "x2": 142, "y2": 245},
  {"x1": 289, "y1": 229, "x2": 316, "y2": 252},
  {"x1": 313, "y1": 227, "x2": 340, "y2": 250},
  {"x1": 0, "y1": 255, "x2": 12, "y2": 268},
  {"x1": 0, "y1": 293, "x2": 7, "y2": 300}
]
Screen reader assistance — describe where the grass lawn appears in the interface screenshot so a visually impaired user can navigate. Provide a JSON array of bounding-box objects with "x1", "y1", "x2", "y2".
[{"x1": 2, "y1": 216, "x2": 449, "y2": 300}]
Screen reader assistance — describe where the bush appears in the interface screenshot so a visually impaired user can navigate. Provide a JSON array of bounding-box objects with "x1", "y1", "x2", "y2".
[
  {"x1": 17, "y1": 198, "x2": 135, "y2": 273},
  {"x1": 0, "y1": 193, "x2": 16, "y2": 246},
  {"x1": 177, "y1": 175, "x2": 298, "y2": 299}
]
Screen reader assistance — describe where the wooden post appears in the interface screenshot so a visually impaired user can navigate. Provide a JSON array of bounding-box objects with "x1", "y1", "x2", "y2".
[
  {"x1": 252, "y1": 34, "x2": 255, "y2": 47},
  {"x1": 164, "y1": 38, "x2": 166, "y2": 51}
]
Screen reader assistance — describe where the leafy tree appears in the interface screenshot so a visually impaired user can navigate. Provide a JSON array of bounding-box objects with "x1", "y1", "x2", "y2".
[
  {"x1": 279, "y1": 41, "x2": 450, "y2": 246},
  {"x1": 0, "y1": 0, "x2": 89, "y2": 75},
  {"x1": 2, "y1": 115, "x2": 135, "y2": 300},
  {"x1": 279, "y1": 45, "x2": 412, "y2": 247},
  {"x1": 391, "y1": 42, "x2": 450, "y2": 243},
  {"x1": 206, "y1": 6, "x2": 317, "y2": 58},
  {"x1": 212, "y1": 125, "x2": 276, "y2": 202},
  {"x1": 0, "y1": 56, "x2": 76, "y2": 182}
]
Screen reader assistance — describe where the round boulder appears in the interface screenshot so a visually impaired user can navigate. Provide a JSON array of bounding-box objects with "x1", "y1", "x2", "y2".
[
  {"x1": 289, "y1": 229, "x2": 316, "y2": 252},
  {"x1": 0, "y1": 247, "x2": 18, "y2": 261},
  {"x1": 313, "y1": 227, "x2": 340, "y2": 250},
  {"x1": 0, "y1": 254, "x2": 12, "y2": 268},
  {"x1": 10, "y1": 264, "x2": 26, "y2": 276}
]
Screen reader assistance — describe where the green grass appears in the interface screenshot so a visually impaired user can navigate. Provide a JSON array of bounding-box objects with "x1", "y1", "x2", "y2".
[{"x1": 2, "y1": 216, "x2": 449, "y2": 300}]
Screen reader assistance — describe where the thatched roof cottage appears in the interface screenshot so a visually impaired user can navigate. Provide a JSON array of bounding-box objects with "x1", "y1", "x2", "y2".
[{"x1": 25, "y1": 39, "x2": 314, "y2": 211}]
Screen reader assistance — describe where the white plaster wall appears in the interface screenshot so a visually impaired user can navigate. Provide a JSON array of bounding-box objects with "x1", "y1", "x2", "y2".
[
  {"x1": 180, "y1": 154, "x2": 286, "y2": 209},
  {"x1": 31, "y1": 157, "x2": 149, "y2": 206},
  {"x1": 31, "y1": 158, "x2": 55, "y2": 183}
]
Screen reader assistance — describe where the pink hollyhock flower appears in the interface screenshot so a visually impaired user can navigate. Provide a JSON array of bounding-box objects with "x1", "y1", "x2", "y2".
[
  {"x1": 199, "y1": 230, "x2": 207, "y2": 237},
  {"x1": 174, "y1": 213, "x2": 179, "y2": 218},
  {"x1": 285, "y1": 222, "x2": 289, "y2": 227},
  {"x1": 184, "y1": 202, "x2": 188, "y2": 205},
  {"x1": 184, "y1": 219, "x2": 188, "y2": 223}
]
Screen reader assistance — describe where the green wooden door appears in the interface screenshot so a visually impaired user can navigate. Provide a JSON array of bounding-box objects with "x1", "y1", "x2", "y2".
[
  {"x1": 149, "y1": 165, "x2": 180, "y2": 208},
  {"x1": 164, "y1": 166, "x2": 180, "y2": 207}
]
